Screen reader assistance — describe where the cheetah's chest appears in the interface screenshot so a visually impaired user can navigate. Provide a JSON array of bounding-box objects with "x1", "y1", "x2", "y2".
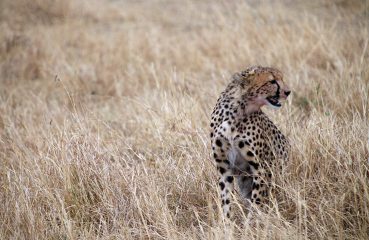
[{"x1": 213, "y1": 112, "x2": 289, "y2": 162}]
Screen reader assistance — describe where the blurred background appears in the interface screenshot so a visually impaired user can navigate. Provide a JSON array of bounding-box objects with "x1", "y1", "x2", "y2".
[{"x1": 0, "y1": 0, "x2": 368, "y2": 239}]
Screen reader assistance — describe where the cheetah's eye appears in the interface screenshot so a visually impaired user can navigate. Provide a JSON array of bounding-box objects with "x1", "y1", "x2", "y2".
[{"x1": 270, "y1": 80, "x2": 277, "y2": 84}]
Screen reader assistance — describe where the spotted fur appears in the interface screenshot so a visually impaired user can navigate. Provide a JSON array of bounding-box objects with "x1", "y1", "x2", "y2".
[{"x1": 210, "y1": 66, "x2": 291, "y2": 219}]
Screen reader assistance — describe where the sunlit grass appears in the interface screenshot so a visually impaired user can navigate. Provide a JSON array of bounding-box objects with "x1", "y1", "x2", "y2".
[{"x1": 0, "y1": 0, "x2": 368, "y2": 239}]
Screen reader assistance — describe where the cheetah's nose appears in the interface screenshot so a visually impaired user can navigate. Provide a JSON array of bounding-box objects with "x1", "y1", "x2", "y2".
[{"x1": 284, "y1": 91, "x2": 291, "y2": 96}]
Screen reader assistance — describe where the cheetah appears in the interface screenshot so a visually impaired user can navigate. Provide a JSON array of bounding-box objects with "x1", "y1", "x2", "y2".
[{"x1": 210, "y1": 66, "x2": 291, "y2": 219}]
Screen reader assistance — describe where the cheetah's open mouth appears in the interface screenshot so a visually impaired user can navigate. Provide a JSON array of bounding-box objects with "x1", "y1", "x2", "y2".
[{"x1": 266, "y1": 96, "x2": 282, "y2": 107}]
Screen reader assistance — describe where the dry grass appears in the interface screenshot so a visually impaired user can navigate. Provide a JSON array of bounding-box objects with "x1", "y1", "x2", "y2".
[{"x1": 0, "y1": 0, "x2": 368, "y2": 239}]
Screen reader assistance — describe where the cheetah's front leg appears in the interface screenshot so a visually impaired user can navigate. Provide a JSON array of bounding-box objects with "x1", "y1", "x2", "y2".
[
  {"x1": 218, "y1": 169, "x2": 234, "y2": 219},
  {"x1": 250, "y1": 168, "x2": 270, "y2": 206},
  {"x1": 212, "y1": 138, "x2": 234, "y2": 219}
]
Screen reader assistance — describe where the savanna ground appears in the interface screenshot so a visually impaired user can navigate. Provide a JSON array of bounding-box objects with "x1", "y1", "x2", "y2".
[{"x1": 0, "y1": 0, "x2": 369, "y2": 239}]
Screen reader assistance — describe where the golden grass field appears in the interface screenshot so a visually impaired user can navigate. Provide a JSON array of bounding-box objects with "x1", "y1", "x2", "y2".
[{"x1": 1, "y1": 0, "x2": 369, "y2": 239}]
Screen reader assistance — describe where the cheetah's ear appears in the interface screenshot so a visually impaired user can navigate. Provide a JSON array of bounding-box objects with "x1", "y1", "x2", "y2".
[
  {"x1": 234, "y1": 72, "x2": 247, "y2": 85},
  {"x1": 246, "y1": 66, "x2": 261, "y2": 76},
  {"x1": 248, "y1": 68, "x2": 256, "y2": 75}
]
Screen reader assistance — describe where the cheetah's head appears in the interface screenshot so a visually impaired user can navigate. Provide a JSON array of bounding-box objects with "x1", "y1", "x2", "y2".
[{"x1": 236, "y1": 66, "x2": 291, "y2": 111}]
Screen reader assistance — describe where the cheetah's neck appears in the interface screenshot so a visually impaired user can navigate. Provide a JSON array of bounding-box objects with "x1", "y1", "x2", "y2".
[{"x1": 221, "y1": 83, "x2": 262, "y2": 119}]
